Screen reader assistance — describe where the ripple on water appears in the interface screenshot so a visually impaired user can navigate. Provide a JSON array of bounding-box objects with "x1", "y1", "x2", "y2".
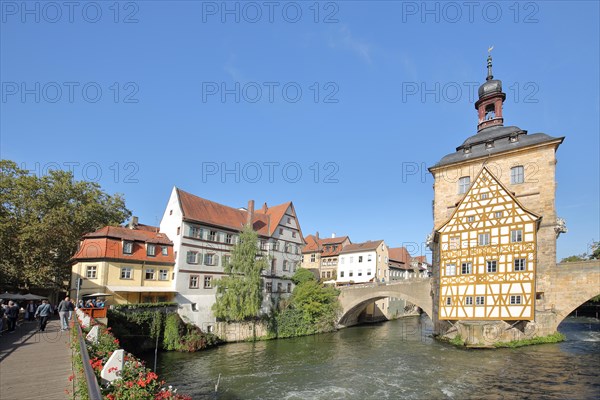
[{"x1": 154, "y1": 316, "x2": 600, "y2": 400}]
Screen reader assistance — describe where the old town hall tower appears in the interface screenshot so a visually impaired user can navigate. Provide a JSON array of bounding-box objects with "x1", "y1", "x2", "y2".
[{"x1": 428, "y1": 54, "x2": 566, "y2": 345}]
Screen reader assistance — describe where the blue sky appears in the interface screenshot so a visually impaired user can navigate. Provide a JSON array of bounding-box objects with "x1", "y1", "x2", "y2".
[{"x1": 1, "y1": 1, "x2": 598, "y2": 261}]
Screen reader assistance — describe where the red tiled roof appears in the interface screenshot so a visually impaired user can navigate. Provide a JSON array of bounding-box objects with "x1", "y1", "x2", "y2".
[
  {"x1": 302, "y1": 235, "x2": 320, "y2": 253},
  {"x1": 177, "y1": 188, "x2": 300, "y2": 238},
  {"x1": 83, "y1": 226, "x2": 172, "y2": 245},
  {"x1": 302, "y1": 234, "x2": 350, "y2": 255},
  {"x1": 73, "y1": 226, "x2": 174, "y2": 264},
  {"x1": 389, "y1": 260, "x2": 412, "y2": 271},
  {"x1": 388, "y1": 247, "x2": 412, "y2": 264},
  {"x1": 320, "y1": 236, "x2": 349, "y2": 245},
  {"x1": 339, "y1": 240, "x2": 383, "y2": 254},
  {"x1": 253, "y1": 201, "x2": 292, "y2": 236},
  {"x1": 414, "y1": 255, "x2": 430, "y2": 265}
]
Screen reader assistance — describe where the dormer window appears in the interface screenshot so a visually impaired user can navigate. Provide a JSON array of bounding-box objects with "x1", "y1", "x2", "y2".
[
  {"x1": 147, "y1": 244, "x2": 156, "y2": 256},
  {"x1": 123, "y1": 241, "x2": 133, "y2": 254},
  {"x1": 509, "y1": 135, "x2": 519, "y2": 143},
  {"x1": 464, "y1": 146, "x2": 471, "y2": 154},
  {"x1": 485, "y1": 141, "x2": 494, "y2": 149}
]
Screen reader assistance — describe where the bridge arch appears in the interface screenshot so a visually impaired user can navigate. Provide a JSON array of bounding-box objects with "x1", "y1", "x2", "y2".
[
  {"x1": 547, "y1": 260, "x2": 600, "y2": 333},
  {"x1": 337, "y1": 280, "x2": 433, "y2": 328}
]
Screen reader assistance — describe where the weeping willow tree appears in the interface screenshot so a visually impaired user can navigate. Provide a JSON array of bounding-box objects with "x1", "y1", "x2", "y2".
[{"x1": 212, "y1": 224, "x2": 268, "y2": 322}]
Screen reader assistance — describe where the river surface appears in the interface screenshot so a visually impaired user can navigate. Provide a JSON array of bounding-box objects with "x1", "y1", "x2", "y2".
[{"x1": 153, "y1": 316, "x2": 600, "y2": 399}]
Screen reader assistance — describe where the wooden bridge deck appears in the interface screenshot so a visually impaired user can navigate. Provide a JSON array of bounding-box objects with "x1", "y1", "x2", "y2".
[{"x1": 0, "y1": 318, "x2": 73, "y2": 400}]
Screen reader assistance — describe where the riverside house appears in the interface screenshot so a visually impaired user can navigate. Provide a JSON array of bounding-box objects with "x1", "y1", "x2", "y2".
[{"x1": 70, "y1": 219, "x2": 176, "y2": 304}]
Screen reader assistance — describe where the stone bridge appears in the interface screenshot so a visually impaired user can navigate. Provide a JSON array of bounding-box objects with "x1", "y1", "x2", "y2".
[
  {"x1": 541, "y1": 260, "x2": 600, "y2": 333},
  {"x1": 337, "y1": 278, "x2": 432, "y2": 327},
  {"x1": 336, "y1": 260, "x2": 600, "y2": 339}
]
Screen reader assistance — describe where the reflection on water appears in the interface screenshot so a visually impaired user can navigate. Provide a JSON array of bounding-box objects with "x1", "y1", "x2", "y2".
[{"x1": 154, "y1": 316, "x2": 600, "y2": 399}]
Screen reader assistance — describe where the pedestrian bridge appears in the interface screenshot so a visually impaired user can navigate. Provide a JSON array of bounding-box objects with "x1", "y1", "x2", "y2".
[{"x1": 337, "y1": 278, "x2": 432, "y2": 327}]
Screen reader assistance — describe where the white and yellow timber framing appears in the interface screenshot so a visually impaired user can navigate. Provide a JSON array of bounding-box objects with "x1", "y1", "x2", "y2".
[{"x1": 437, "y1": 167, "x2": 540, "y2": 321}]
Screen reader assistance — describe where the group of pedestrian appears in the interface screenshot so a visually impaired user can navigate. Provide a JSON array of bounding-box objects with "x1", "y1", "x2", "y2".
[
  {"x1": 0, "y1": 295, "x2": 75, "y2": 335},
  {"x1": 0, "y1": 299, "x2": 20, "y2": 334}
]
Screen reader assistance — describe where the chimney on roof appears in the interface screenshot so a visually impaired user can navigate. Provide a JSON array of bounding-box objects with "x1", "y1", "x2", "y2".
[
  {"x1": 262, "y1": 202, "x2": 268, "y2": 213},
  {"x1": 128, "y1": 216, "x2": 138, "y2": 229},
  {"x1": 316, "y1": 231, "x2": 319, "y2": 240},
  {"x1": 331, "y1": 233, "x2": 336, "y2": 238},
  {"x1": 247, "y1": 200, "x2": 255, "y2": 226}
]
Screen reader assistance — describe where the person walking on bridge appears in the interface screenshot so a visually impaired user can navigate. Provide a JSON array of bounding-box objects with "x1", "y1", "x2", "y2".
[
  {"x1": 34, "y1": 299, "x2": 53, "y2": 332},
  {"x1": 57, "y1": 296, "x2": 74, "y2": 331}
]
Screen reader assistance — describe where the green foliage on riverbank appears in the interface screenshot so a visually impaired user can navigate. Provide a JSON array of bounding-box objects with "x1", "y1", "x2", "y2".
[
  {"x1": 163, "y1": 313, "x2": 220, "y2": 351},
  {"x1": 108, "y1": 305, "x2": 218, "y2": 353},
  {"x1": 493, "y1": 332, "x2": 566, "y2": 348},
  {"x1": 270, "y1": 268, "x2": 341, "y2": 338}
]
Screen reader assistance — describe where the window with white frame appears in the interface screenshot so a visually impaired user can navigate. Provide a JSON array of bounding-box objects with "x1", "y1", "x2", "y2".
[
  {"x1": 86, "y1": 265, "x2": 97, "y2": 279},
  {"x1": 189, "y1": 275, "x2": 199, "y2": 289},
  {"x1": 494, "y1": 211, "x2": 503, "y2": 218},
  {"x1": 292, "y1": 231, "x2": 296, "y2": 238},
  {"x1": 465, "y1": 296, "x2": 473, "y2": 305},
  {"x1": 283, "y1": 260, "x2": 288, "y2": 271},
  {"x1": 514, "y1": 258, "x2": 527, "y2": 271},
  {"x1": 358, "y1": 269, "x2": 362, "y2": 276},
  {"x1": 187, "y1": 251, "x2": 199, "y2": 264},
  {"x1": 476, "y1": 296, "x2": 485, "y2": 305},
  {"x1": 310, "y1": 254, "x2": 316, "y2": 262},
  {"x1": 368, "y1": 254, "x2": 372, "y2": 262},
  {"x1": 467, "y1": 216, "x2": 475, "y2": 222},
  {"x1": 204, "y1": 275, "x2": 213, "y2": 289},
  {"x1": 209, "y1": 230, "x2": 217, "y2": 241},
  {"x1": 161, "y1": 246, "x2": 168, "y2": 256},
  {"x1": 445, "y1": 263, "x2": 456, "y2": 276},
  {"x1": 123, "y1": 241, "x2": 133, "y2": 254},
  {"x1": 367, "y1": 269, "x2": 372, "y2": 276},
  {"x1": 147, "y1": 244, "x2": 156, "y2": 256},
  {"x1": 159, "y1": 269, "x2": 169, "y2": 280},
  {"x1": 120, "y1": 267, "x2": 133, "y2": 279},
  {"x1": 446, "y1": 297, "x2": 452, "y2": 305},
  {"x1": 480, "y1": 193, "x2": 488, "y2": 200},
  {"x1": 349, "y1": 271, "x2": 353, "y2": 277},
  {"x1": 266, "y1": 282, "x2": 272, "y2": 292},
  {"x1": 145, "y1": 268, "x2": 155, "y2": 280},
  {"x1": 510, "y1": 295, "x2": 522, "y2": 305},
  {"x1": 340, "y1": 271, "x2": 345, "y2": 278},
  {"x1": 511, "y1": 229, "x2": 523, "y2": 243},
  {"x1": 358, "y1": 256, "x2": 363, "y2": 263},
  {"x1": 341, "y1": 257, "x2": 344, "y2": 264},
  {"x1": 486, "y1": 260, "x2": 497, "y2": 273},
  {"x1": 478, "y1": 233, "x2": 490, "y2": 246},
  {"x1": 458, "y1": 176, "x2": 471, "y2": 194},
  {"x1": 511, "y1": 166, "x2": 524, "y2": 184},
  {"x1": 226, "y1": 233, "x2": 233, "y2": 244},
  {"x1": 461, "y1": 262, "x2": 472, "y2": 275},
  {"x1": 349, "y1": 256, "x2": 354, "y2": 263}
]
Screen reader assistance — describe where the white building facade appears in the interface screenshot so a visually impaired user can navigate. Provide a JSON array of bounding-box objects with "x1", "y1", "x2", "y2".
[
  {"x1": 336, "y1": 240, "x2": 388, "y2": 284},
  {"x1": 159, "y1": 187, "x2": 305, "y2": 331}
]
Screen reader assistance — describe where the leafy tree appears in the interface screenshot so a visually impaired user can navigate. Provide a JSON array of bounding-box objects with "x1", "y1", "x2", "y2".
[
  {"x1": 273, "y1": 269, "x2": 341, "y2": 338},
  {"x1": 291, "y1": 267, "x2": 316, "y2": 285},
  {"x1": 212, "y1": 224, "x2": 267, "y2": 322},
  {"x1": 590, "y1": 241, "x2": 600, "y2": 260},
  {"x1": 560, "y1": 255, "x2": 587, "y2": 263},
  {"x1": 0, "y1": 160, "x2": 130, "y2": 291}
]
